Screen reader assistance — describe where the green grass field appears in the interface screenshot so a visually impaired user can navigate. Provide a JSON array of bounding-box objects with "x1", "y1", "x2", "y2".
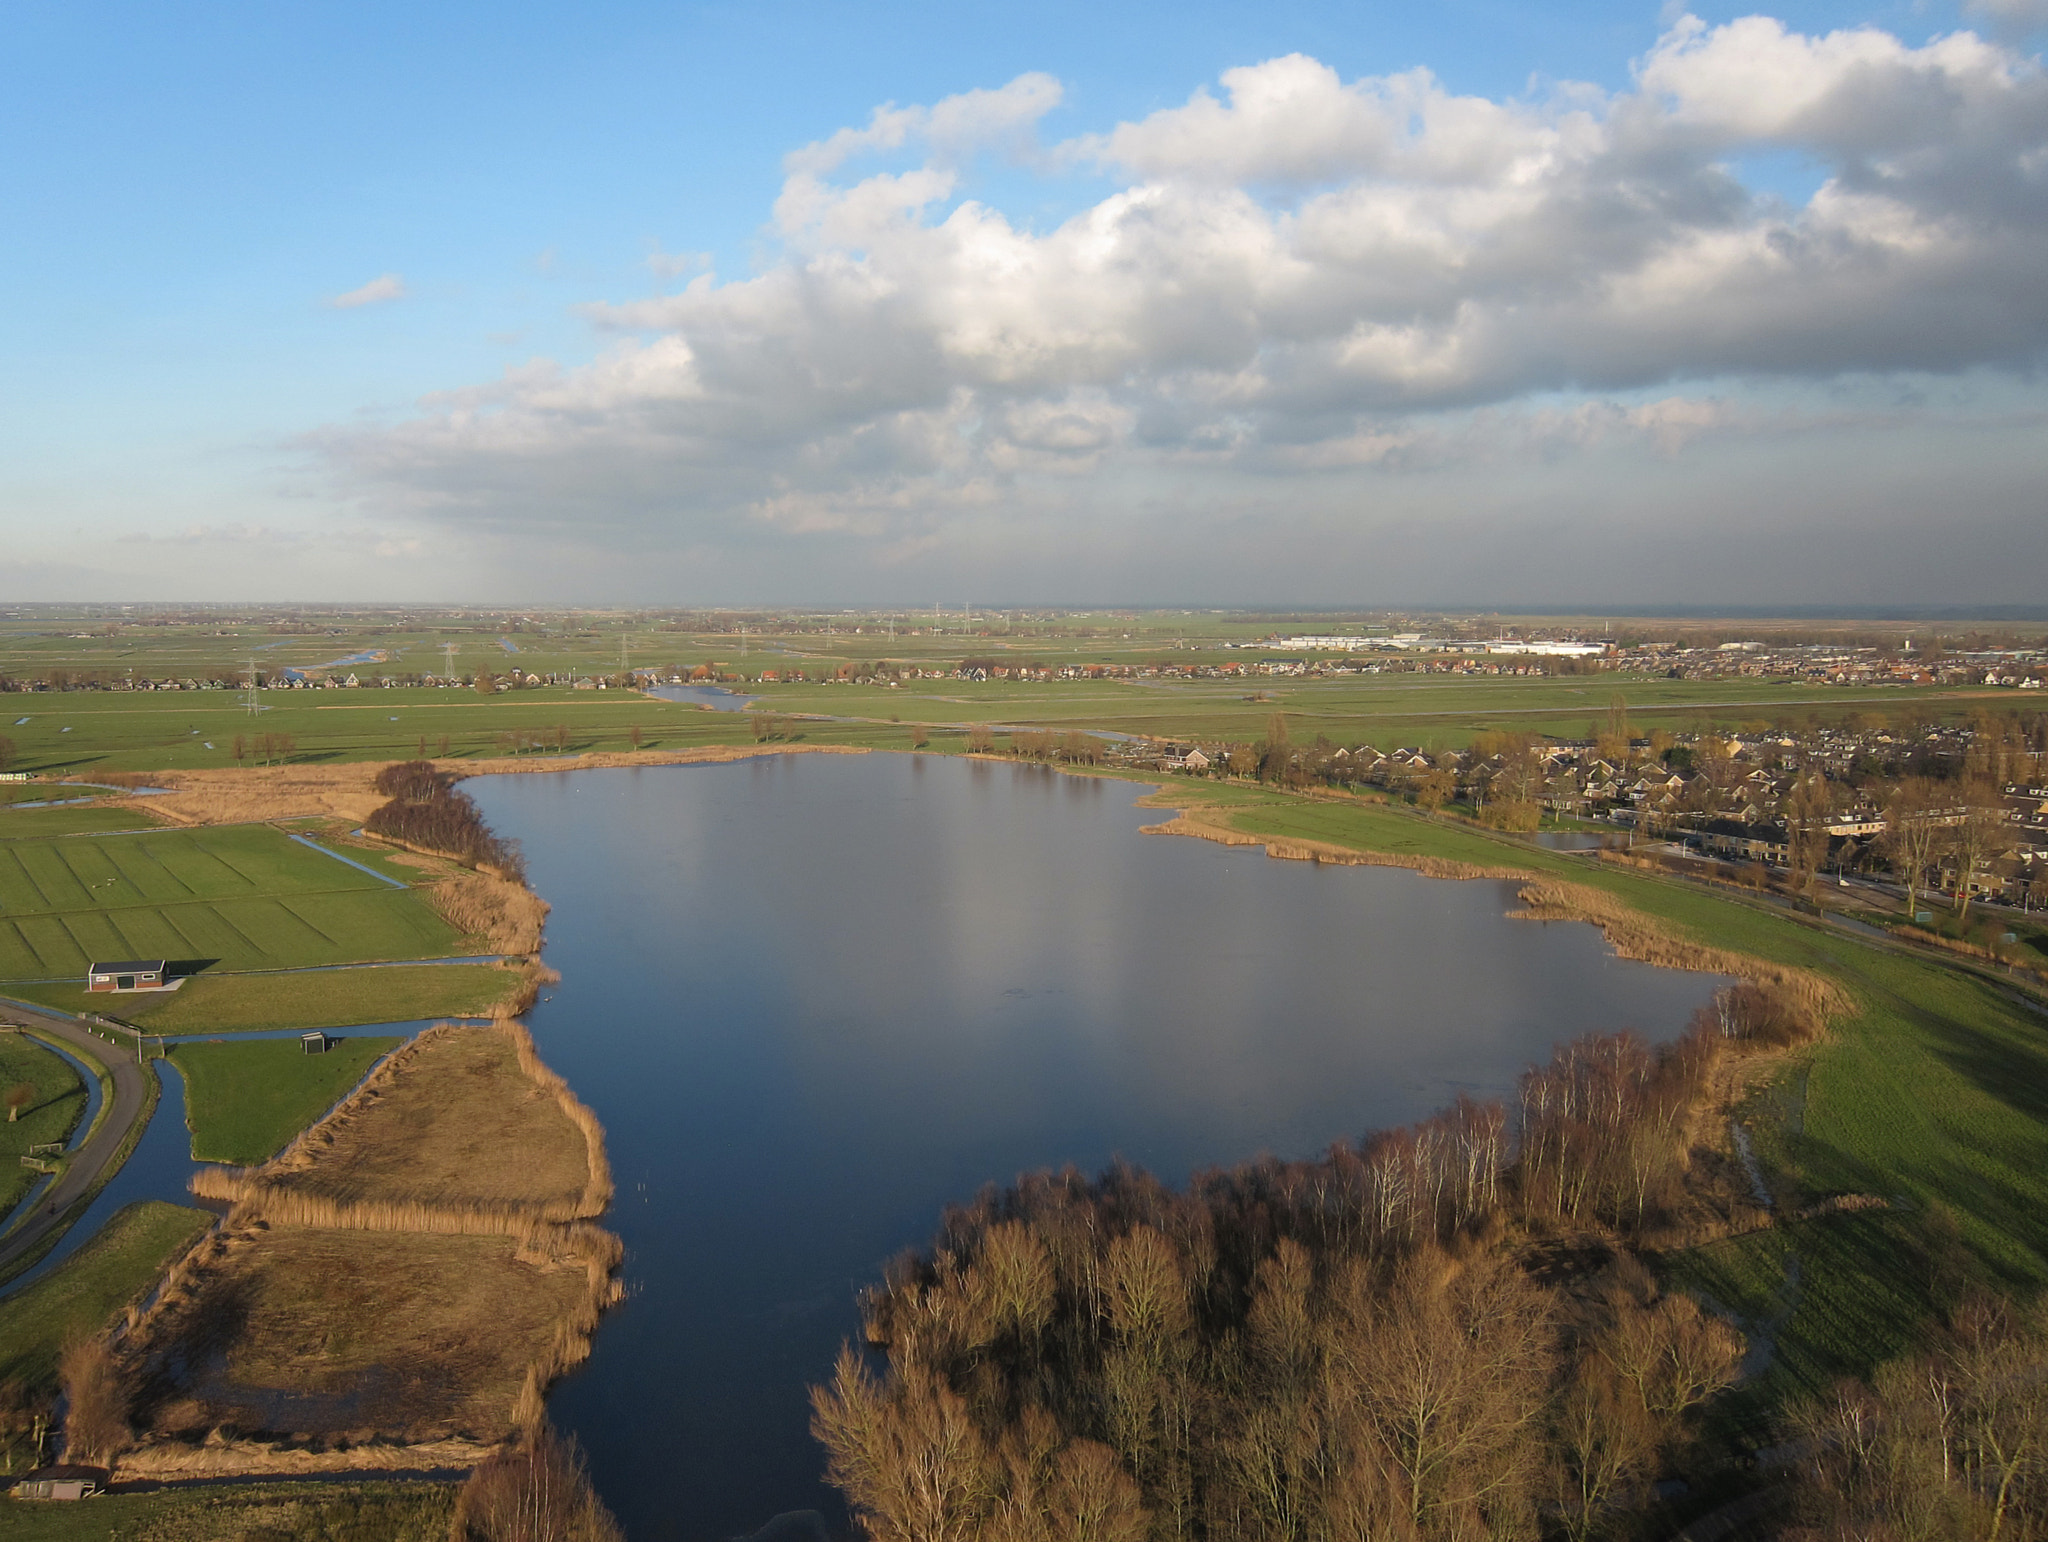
[
  {"x1": 0, "y1": 822, "x2": 461, "y2": 981},
  {"x1": 0, "y1": 1199, "x2": 211, "y2": 1395},
  {"x1": 171, "y1": 1035, "x2": 400, "y2": 1164},
  {"x1": 6, "y1": 963, "x2": 513, "y2": 1033},
  {"x1": 0, "y1": 1032, "x2": 87, "y2": 1217},
  {"x1": 0, "y1": 802, "x2": 170, "y2": 840},
  {"x1": 0, "y1": 1479, "x2": 458, "y2": 1538}
]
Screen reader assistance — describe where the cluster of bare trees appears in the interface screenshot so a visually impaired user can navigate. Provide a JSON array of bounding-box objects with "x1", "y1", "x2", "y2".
[
  {"x1": 751, "y1": 714, "x2": 800, "y2": 742},
  {"x1": 1006, "y1": 730, "x2": 1103, "y2": 765},
  {"x1": 1790, "y1": 1298, "x2": 2048, "y2": 1540},
  {"x1": 452, "y1": 1421, "x2": 623, "y2": 1542},
  {"x1": 1882, "y1": 778, "x2": 2017, "y2": 922},
  {"x1": 364, "y1": 760, "x2": 524, "y2": 879},
  {"x1": 230, "y1": 731, "x2": 296, "y2": 766},
  {"x1": 497, "y1": 726, "x2": 574, "y2": 756},
  {"x1": 809, "y1": 987, "x2": 1830, "y2": 1542}
]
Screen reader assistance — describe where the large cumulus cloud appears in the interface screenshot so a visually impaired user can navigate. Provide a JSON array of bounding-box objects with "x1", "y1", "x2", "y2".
[{"x1": 319, "y1": 14, "x2": 2048, "y2": 570}]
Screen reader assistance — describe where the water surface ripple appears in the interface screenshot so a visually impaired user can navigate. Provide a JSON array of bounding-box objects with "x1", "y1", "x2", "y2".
[{"x1": 471, "y1": 755, "x2": 1726, "y2": 1541}]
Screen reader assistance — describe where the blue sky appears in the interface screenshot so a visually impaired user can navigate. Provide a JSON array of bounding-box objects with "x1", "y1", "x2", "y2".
[{"x1": 4, "y1": 0, "x2": 2046, "y2": 605}]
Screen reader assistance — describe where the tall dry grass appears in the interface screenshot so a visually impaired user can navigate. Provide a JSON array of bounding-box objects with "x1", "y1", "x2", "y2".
[
  {"x1": 501, "y1": 1017, "x2": 613, "y2": 1217},
  {"x1": 1141, "y1": 806, "x2": 1536, "y2": 881},
  {"x1": 1510, "y1": 879, "x2": 1847, "y2": 1021},
  {"x1": 446, "y1": 743, "x2": 870, "y2": 780},
  {"x1": 193, "y1": 1021, "x2": 612, "y2": 1222},
  {"x1": 143, "y1": 764, "x2": 389, "y2": 826},
  {"x1": 428, "y1": 867, "x2": 551, "y2": 955}
]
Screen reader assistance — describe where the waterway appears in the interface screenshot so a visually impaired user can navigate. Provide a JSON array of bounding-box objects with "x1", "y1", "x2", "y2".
[
  {"x1": 648, "y1": 684, "x2": 760, "y2": 712},
  {"x1": 469, "y1": 754, "x2": 1730, "y2": 1542}
]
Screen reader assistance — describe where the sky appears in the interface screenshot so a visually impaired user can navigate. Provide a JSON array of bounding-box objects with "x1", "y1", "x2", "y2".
[{"x1": 4, "y1": 0, "x2": 2047, "y2": 608}]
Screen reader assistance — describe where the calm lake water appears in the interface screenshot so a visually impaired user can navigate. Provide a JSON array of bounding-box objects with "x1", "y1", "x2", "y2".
[{"x1": 470, "y1": 755, "x2": 1727, "y2": 1542}]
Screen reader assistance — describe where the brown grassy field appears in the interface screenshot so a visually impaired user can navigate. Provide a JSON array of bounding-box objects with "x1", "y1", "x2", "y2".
[
  {"x1": 96, "y1": 1019, "x2": 620, "y2": 1479},
  {"x1": 192, "y1": 1021, "x2": 608, "y2": 1223},
  {"x1": 121, "y1": 1226, "x2": 595, "y2": 1452}
]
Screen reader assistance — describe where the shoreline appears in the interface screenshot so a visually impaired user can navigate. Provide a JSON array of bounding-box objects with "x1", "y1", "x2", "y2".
[{"x1": 1132, "y1": 790, "x2": 1846, "y2": 1013}]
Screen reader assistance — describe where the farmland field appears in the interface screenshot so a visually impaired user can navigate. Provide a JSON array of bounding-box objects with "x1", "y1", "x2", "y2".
[
  {"x1": 5, "y1": 962, "x2": 515, "y2": 1032},
  {"x1": 0, "y1": 1030, "x2": 88, "y2": 1214},
  {"x1": 172, "y1": 1035, "x2": 401, "y2": 1165},
  {"x1": 0, "y1": 823, "x2": 461, "y2": 981}
]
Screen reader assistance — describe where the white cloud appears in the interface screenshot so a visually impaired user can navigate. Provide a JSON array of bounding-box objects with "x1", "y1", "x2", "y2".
[
  {"x1": 327, "y1": 273, "x2": 409, "y2": 309},
  {"x1": 318, "y1": 17, "x2": 2048, "y2": 590}
]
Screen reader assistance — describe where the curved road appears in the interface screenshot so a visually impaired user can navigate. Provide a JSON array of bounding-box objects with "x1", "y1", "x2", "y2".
[{"x1": 0, "y1": 997, "x2": 151, "y2": 1277}]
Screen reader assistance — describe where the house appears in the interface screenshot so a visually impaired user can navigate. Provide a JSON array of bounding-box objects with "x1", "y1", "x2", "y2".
[
  {"x1": 1699, "y1": 820, "x2": 1790, "y2": 865},
  {"x1": 11, "y1": 1464, "x2": 110, "y2": 1500},
  {"x1": 84, "y1": 959, "x2": 170, "y2": 993},
  {"x1": 301, "y1": 1031, "x2": 331, "y2": 1055},
  {"x1": 1183, "y1": 748, "x2": 1211, "y2": 771}
]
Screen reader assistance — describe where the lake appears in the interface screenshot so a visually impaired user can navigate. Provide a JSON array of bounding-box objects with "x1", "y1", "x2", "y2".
[{"x1": 469, "y1": 754, "x2": 1728, "y2": 1541}]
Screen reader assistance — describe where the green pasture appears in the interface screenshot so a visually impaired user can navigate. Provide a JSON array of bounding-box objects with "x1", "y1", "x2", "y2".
[
  {"x1": 7, "y1": 962, "x2": 512, "y2": 1033},
  {"x1": 0, "y1": 1479, "x2": 458, "y2": 1539},
  {"x1": 0, "y1": 801, "x2": 170, "y2": 839},
  {"x1": 745, "y1": 669, "x2": 1974, "y2": 749},
  {"x1": 0, "y1": 823, "x2": 460, "y2": 981},
  {"x1": 0, "y1": 1199, "x2": 211, "y2": 1395},
  {"x1": 0, "y1": 1032, "x2": 87, "y2": 1216},
  {"x1": 171, "y1": 1034, "x2": 400, "y2": 1164},
  {"x1": 0, "y1": 686, "x2": 764, "y2": 776}
]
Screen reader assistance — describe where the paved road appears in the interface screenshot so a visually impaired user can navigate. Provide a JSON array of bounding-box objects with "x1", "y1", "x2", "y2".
[{"x1": 0, "y1": 996, "x2": 152, "y2": 1276}]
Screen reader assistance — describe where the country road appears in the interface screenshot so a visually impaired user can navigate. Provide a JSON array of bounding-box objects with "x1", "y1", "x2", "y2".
[{"x1": 0, "y1": 995, "x2": 152, "y2": 1277}]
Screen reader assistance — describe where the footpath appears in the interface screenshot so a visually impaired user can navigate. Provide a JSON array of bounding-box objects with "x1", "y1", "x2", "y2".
[{"x1": 0, "y1": 993, "x2": 152, "y2": 1278}]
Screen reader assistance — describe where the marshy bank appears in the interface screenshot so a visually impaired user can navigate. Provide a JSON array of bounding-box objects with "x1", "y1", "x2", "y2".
[
  {"x1": 466, "y1": 751, "x2": 1747, "y2": 1538},
  {"x1": 85, "y1": 1021, "x2": 619, "y2": 1479}
]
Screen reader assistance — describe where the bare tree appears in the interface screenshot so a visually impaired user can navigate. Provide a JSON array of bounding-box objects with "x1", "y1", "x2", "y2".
[
  {"x1": 4, "y1": 1083, "x2": 31, "y2": 1122},
  {"x1": 1882, "y1": 778, "x2": 1945, "y2": 917},
  {"x1": 58, "y1": 1338, "x2": 128, "y2": 1466},
  {"x1": 1948, "y1": 786, "x2": 2010, "y2": 925},
  {"x1": 453, "y1": 1421, "x2": 623, "y2": 1542}
]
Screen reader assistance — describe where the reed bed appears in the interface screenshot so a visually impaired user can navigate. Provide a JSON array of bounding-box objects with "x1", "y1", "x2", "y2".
[
  {"x1": 193, "y1": 1022, "x2": 606, "y2": 1220},
  {"x1": 120, "y1": 1015, "x2": 625, "y2": 1474},
  {"x1": 426, "y1": 866, "x2": 551, "y2": 955},
  {"x1": 1142, "y1": 805, "x2": 1538, "y2": 881},
  {"x1": 1510, "y1": 878, "x2": 1848, "y2": 1018},
  {"x1": 143, "y1": 764, "x2": 390, "y2": 826},
  {"x1": 445, "y1": 742, "x2": 870, "y2": 779}
]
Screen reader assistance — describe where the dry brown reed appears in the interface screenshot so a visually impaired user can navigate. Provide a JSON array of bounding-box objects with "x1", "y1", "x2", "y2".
[
  {"x1": 193, "y1": 1021, "x2": 609, "y2": 1222},
  {"x1": 142, "y1": 764, "x2": 390, "y2": 826},
  {"x1": 425, "y1": 865, "x2": 551, "y2": 955},
  {"x1": 501, "y1": 1016, "x2": 613, "y2": 1217},
  {"x1": 113, "y1": 1435, "x2": 502, "y2": 1480},
  {"x1": 1509, "y1": 878, "x2": 1847, "y2": 1020},
  {"x1": 446, "y1": 742, "x2": 870, "y2": 779},
  {"x1": 1141, "y1": 805, "x2": 1537, "y2": 881}
]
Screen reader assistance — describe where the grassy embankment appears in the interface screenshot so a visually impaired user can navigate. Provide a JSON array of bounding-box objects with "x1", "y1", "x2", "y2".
[
  {"x1": 0, "y1": 1032, "x2": 86, "y2": 1215},
  {"x1": 1138, "y1": 777, "x2": 2048, "y2": 1431},
  {"x1": 169, "y1": 1036, "x2": 401, "y2": 1165},
  {"x1": 10, "y1": 965, "x2": 513, "y2": 1035},
  {"x1": 0, "y1": 1200, "x2": 212, "y2": 1410},
  {"x1": 0, "y1": 1479, "x2": 457, "y2": 1541},
  {"x1": 113, "y1": 1022, "x2": 619, "y2": 1477}
]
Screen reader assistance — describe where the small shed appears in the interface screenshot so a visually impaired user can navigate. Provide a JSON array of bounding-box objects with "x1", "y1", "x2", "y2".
[
  {"x1": 11, "y1": 1464, "x2": 110, "y2": 1500},
  {"x1": 85, "y1": 960, "x2": 167, "y2": 993},
  {"x1": 300, "y1": 1031, "x2": 331, "y2": 1055}
]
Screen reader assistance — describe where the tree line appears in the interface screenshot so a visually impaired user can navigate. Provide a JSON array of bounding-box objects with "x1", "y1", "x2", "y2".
[
  {"x1": 363, "y1": 760, "x2": 525, "y2": 879},
  {"x1": 812, "y1": 982, "x2": 1829, "y2": 1542}
]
